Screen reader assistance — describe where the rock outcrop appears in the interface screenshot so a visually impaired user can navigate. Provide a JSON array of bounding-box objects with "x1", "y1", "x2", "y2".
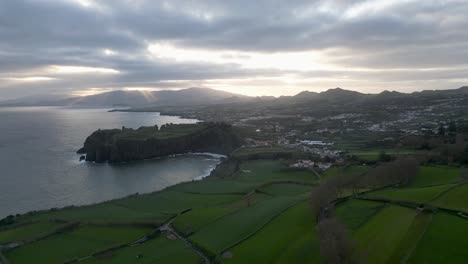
[{"x1": 78, "y1": 122, "x2": 242, "y2": 163}]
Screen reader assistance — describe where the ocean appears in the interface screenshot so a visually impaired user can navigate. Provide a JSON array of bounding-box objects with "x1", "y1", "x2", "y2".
[{"x1": 0, "y1": 107, "x2": 220, "y2": 218}]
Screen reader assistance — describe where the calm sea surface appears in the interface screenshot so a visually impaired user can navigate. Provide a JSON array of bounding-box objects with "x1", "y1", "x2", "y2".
[{"x1": 0, "y1": 107, "x2": 220, "y2": 218}]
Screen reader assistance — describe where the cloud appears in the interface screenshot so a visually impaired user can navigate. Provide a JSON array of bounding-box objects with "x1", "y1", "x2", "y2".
[{"x1": 0, "y1": 0, "x2": 467, "y2": 99}]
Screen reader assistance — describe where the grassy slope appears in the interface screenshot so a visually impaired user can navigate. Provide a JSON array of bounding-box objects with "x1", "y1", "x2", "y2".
[
  {"x1": 190, "y1": 196, "x2": 301, "y2": 255},
  {"x1": 79, "y1": 235, "x2": 201, "y2": 264},
  {"x1": 224, "y1": 202, "x2": 320, "y2": 264},
  {"x1": 236, "y1": 160, "x2": 318, "y2": 183},
  {"x1": 321, "y1": 166, "x2": 369, "y2": 181},
  {"x1": 410, "y1": 166, "x2": 460, "y2": 187},
  {"x1": 363, "y1": 184, "x2": 456, "y2": 204},
  {"x1": 335, "y1": 199, "x2": 385, "y2": 231},
  {"x1": 431, "y1": 183, "x2": 468, "y2": 212},
  {"x1": 4, "y1": 226, "x2": 151, "y2": 264},
  {"x1": 26, "y1": 191, "x2": 241, "y2": 223},
  {"x1": 259, "y1": 183, "x2": 313, "y2": 196},
  {"x1": 387, "y1": 212, "x2": 433, "y2": 263},
  {"x1": 0, "y1": 222, "x2": 59, "y2": 244},
  {"x1": 354, "y1": 205, "x2": 417, "y2": 263},
  {"x1": 408, "y1": 213, "x2": 468, "y2": 263}
]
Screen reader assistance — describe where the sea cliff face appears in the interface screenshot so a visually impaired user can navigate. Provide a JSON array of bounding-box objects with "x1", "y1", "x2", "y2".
[{"x1": 78, "y1": 122, "x2": 242, "y2": 163}]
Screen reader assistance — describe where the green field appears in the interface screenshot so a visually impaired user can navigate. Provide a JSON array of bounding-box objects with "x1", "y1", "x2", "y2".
[
  {"x1": 408, "y1": 213, "x2": 468, "y2": 263},
  {"x1": 387, "y1": 213, "x2": 433, "y2": 263},
  {"x1": 349, "y1": 149, "x2": 416, "y2": 162},
  {"x1": 410, "y1": 166, "x2": 460, "y2": 187},
  {"x1": 4, "y1": 226, "x2": 151, "y2": 264},
  {"x1": 321, "y1": 165, "x2": 369, "y2": 181},
  {"x1": 431, "y1": 183, "x2": 468, "y2": 212},
  {"x1": 224, "y1": 202, "x2": 320, "y2": 263},
  {"x1": 236, "y1": 160, "x2": 319, "y2": 183},
  {"x1": 0, "y1": 222, "x2": 59, "y2": 244},
  {"x1": 259, "y1": 183, "x2": 313, "y2": 196},
  {"x1": 363, "y1": 184, "x2": 456, "y2": 204},
  {"x1": 190, "y1": 196, "x2": 301, "y2": 254},
  {"x1": 79, "y1": 235, "x2": 201, "y2": 264},
  {"x1": 2, "y1": 157, "x2": 466, "y2": 264},
  {"x1": 354, "y1": 205, "x2": 418, "y2": 263},
  {"x1": 335, "y1": 199, "x2": 385, "y2": 231}
]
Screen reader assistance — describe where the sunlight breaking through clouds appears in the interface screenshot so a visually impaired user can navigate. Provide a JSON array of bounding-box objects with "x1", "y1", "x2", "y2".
[
  {"x1": 148, "y1": 43, "x2": 331, "y2": 72},
  {"x1": 2, "y1": 77, "x2": 57, "y2": 82},
  {"x1": 48, "y1": 66, "x2": 120, "y2": 75},
  {"x1": 0, "y1": 0, "x2": 467, "y2": 99}
]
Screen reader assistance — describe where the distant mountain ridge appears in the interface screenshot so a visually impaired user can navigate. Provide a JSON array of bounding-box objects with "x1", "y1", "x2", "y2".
[
  {"x1": 1, "y1": 86, "x2": 467, "y2": 108},
  {"x1": 0, "y1": 87, "x2": 251, "y2": 107}
]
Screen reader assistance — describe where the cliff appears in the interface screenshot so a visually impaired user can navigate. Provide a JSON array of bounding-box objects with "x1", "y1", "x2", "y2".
[{"x1": 77, "y1": 122, "x2": 242, "y2": 163}]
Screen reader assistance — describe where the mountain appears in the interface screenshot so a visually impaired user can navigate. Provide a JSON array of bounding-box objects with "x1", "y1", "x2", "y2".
[{"x1": 0, "y1": 87, "x2": 251, "y2": 107}]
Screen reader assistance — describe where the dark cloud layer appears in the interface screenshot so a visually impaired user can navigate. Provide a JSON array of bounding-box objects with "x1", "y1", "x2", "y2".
[{"x1": 0, "y1": 0, "x2": 467, "y2": 99}]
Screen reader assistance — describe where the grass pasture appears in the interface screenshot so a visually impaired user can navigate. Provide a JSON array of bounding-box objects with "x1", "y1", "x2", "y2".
[
  {"x1": 25, "y1": 191, "x2": 242, "y2": 224},
  {"x1": 236, "y1": 160, "x2": 319, "y2": 183},
  {"x1": 410, "y1": 166, "x2": 460, "y2": 187},
  {"x1": 4, "y1": 226, "x2": 152, "y2": 264},
  {"x1": 354, "y1": 205, "x2": 418, "y2": 263},
  {"x1": 408, "y1": 213, "x2": 468, "y2": 263},
  {"x1": 224, "y1": 202, "x2": 320, "y2": 264},
  {"x1": 169, "y1": 179, "x2": 254, "y2": 194},
  {"x1": 259, "y1": 183, "x2": 313, "y2": 196},
  {"x1": 363, "y1": 184, "x2": 456, "y2": 204},
  {"x1": 387, "y1": 212, "x2": 433, "y2": 263},
  {"x1": 79, "y1": 235, "x2": 201, "y2": 264},
  {"x1": 431, "y1": 183, "x2": 468, "y2": 212},
  {"x1": 335, "y1": 199, "x2": 385, "y2": 231},
  {"x1": 349, "y1": 149, "x2": 416, "y2": 162},
  {"x1": 0, "y1": 221, "x2": 59, "y2": 244},
  {"x1": 321, "y1": 165, "x2": 369, "y2": 181},
  {"x1": 190, "y1": 196, "x2": 302, "y2": 255}
]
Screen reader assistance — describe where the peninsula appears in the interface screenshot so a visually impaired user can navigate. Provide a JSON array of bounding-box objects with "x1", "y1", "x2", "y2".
[{"x1": 77, "y1": 122, "x2": 242, "y2": 163}]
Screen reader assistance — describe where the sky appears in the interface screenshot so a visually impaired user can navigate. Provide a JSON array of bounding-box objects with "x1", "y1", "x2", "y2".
[{"x1": 0, "y1": 0, "x2": 467, "y2": 100}]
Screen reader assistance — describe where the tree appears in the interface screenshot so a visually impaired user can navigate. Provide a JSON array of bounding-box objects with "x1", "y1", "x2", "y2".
[
  {"x1": 448, "y1": 121, "x2": 457, "y2": 143},
  {"x1": 317, "y1": 218, "x2": 359, "y2": 264},
  {"x1": 438, "y1": 123, "x2": 446, "y2": 136},
  {"x1": 378, "y1": 151, "x2": 393, "y2": 162}
]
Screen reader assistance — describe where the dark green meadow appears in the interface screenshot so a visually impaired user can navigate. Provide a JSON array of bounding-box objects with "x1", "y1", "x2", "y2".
[{"x1": 1, "y1": 156, "x2": 467, "y2": 264}]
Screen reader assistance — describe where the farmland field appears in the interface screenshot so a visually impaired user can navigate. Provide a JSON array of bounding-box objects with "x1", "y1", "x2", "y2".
[
  {"x1": 410, "y1": 166, "x2": 460, "y2": 187},
  {"x1": 190, "y1": 196, "x2": 301, "y2": 254},
  {"x1": 408, "y1": 213, "x2": 468, "y2": 263},
  {"x1": 354, "y1": 205, "x2": 418, "y2": 263},
  {"x1": 79, "y1": 235, "x2": 201, "y2": 264},
  {"x1": 363, "y1": 184, "x2": 456, "y2": 204},
  {"x1": 335, "y1": 199, "x2": 385, "y2": 231},
  {"x1": 1, "y1": 157, "x2": 466, "y2": 264},
  {"x1": 430, "y1": 183, "x2": 468, "y2": 212},
  {"x1": 224, "y1": 202, "x2": 320, "y2": 264},
  {"x1": 0, "y1": 222, "x2": 59, "y2": 244},
  {"x1": 4, "y1": 226, "x2": 152, "y2": 264},
  {"x1": 321, "y1": 165, "x2": 369, "y2": 181}
]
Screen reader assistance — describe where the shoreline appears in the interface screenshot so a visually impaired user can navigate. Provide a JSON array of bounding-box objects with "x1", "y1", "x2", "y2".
[{"x1": 1, "y1": 153, "x2": 224, "y2": 221}]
